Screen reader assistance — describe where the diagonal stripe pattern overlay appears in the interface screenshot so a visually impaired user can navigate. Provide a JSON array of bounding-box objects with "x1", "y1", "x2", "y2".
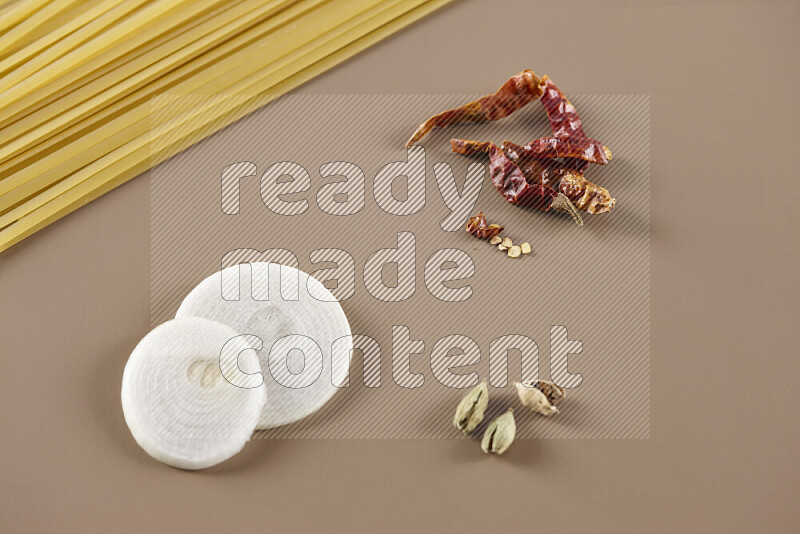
[{"x1": 151, "y1": 93, "x2": 651, "y2": 439}]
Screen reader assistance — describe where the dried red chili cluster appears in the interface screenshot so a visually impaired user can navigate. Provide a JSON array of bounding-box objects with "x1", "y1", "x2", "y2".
[{"x1": 407, "y1": 70, "x2": 616, "y2": 225}]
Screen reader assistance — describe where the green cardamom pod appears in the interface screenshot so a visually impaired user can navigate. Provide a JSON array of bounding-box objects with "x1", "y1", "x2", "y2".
[
  {"x1": 514, "y1": 380, "x2": 565, "y2": 416},
  {"x1": 453, "y1": 380, "x2": 488, "y2": 433},
  {"x1": 481, "y1": 409, "x2": 516, "y2": 455}
]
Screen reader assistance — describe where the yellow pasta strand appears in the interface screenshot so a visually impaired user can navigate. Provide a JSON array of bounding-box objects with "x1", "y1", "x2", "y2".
[
  {"x1": 0, "y1": 0, "x2": 121, "y2": 76},
  {"x1": 0, "y1": 0, "x2": 292, "y2": 158},
  {"x1": 0, "y1": 1, "x2": 112, "y2": 62},
  {"x1": 0, "y1": 0, "x2": 51, "y2": 36},
  {"x1": 0, "y1": 0, "x2": 146, "y2": 85},
  {"x1": 0, "y1": 0, "x2": 83, "y2": 57},
  {"x1": 0, "y1": 0, "x2": 363, "y2": 205},
  {"x1": 0, "y1": 0, "x2": 217, "y2": 101},
  {"x1": 0, "y1": 0, "x2": 454, "y2": 252},
  {"x1": 0, "y1": 0, "x2": 329, "y2": 201},
  {"x1": 0, "y1": 0, "x2": 246, "y2": 129},
  {"x1": 0, "y1": 0, "x2": 421, "y2": 224}
]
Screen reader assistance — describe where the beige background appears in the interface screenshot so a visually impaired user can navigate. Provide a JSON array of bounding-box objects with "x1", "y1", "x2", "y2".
[
  {"x1": 1, "y1": 0, "x2": 798, "y2": 532},
  {"x1": 149, "y1": 92, "x2": 650, "y2": 439}
]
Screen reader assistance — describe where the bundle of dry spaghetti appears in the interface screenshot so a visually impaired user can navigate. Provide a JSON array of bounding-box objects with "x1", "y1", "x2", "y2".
[{"x1": 0, "y1": 0, "x2": 452, "y2": 253}]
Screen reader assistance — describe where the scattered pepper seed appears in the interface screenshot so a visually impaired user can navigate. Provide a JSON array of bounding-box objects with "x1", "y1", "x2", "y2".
[
  {"x1": 489, "y1": 236, "x2": 502, "y2": 245},
  {"x1": 501, "y1": 237, "x2": 513, "y2": 248},
  {"x1": 497, "y1": 244, "x2": 508, "y2": 251},
  {"x1": 508, "y1": 245, "x2": 521, "y2": 258},
  {"x1": 520, "y1": 242, "x2": 531, "y2": 254}
]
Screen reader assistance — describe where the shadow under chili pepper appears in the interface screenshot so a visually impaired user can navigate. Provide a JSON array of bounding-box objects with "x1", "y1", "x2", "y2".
[
  {"x1": 584, "y1": 153, "x2": 642, "y2": 189},
  {"x1": 572, "y1": 195, "x2": 650, "y2": 242},
  {"x1": 581, "y1": 207, "x2": 651, "y2": 242}
]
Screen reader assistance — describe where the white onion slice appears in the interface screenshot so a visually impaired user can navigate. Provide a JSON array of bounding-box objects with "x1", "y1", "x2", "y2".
[
  {"x1": 121, "y1": 317, "x2": 265, "y2": 469},
  {"x1": 175, "y1": 263, "x2": 352, "y2": 429}
]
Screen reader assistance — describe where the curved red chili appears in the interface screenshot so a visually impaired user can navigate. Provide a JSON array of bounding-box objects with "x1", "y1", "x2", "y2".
[
  {"x1": 512, "y1": 136, "x2": 610, "y2": 165},
  {"x1": 452, "y1": 139, "x2": 615, "y2": 216},
  {"x1": 524, "y1": 76, "x2": 612, "y2": 165},
  {"x1": 487, "y1": 143, "x2": 556, "y2": 210},
  {"x1": 405, "y1": 70, "x2": 545, "y2": 147}
]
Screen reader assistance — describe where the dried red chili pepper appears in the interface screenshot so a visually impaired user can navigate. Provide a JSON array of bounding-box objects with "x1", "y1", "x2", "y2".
[
  {"x1": 486, "y1": 143, "x2": 554, "y2": 209},
  {"x1": 465, "y1": 211, "x2": 504, "y2": 239},
  {"x1": 421, "y1": 72, "x2": 615, "y2": 222},
  {"x1": 520, "y1": 76, "x2": 612, "y2": 165},
  {"x1": 451, "y1": 136, "x2": 609, "y2": 171},
  {"x1": 450, "y1": 138, "x2": 492, "y2": 156},
  {"x1": 483, "y1": 142, "x2": 584, "y2": 225},
  {"x1": 405, "y1": 69, "x2": 545, "y2": 147},
  {"x1": 517, "y1": 136, "x2": 611, "y2": 166},
  {"x1": 501, "y1": 140, "x2": 591, "y2": 172},
  {"x1": 508, "y1": 148, "x2": 616, "y2": 214},
  {"x1": 452, "y1": 139, "x2": 616, "y2": 217}
]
